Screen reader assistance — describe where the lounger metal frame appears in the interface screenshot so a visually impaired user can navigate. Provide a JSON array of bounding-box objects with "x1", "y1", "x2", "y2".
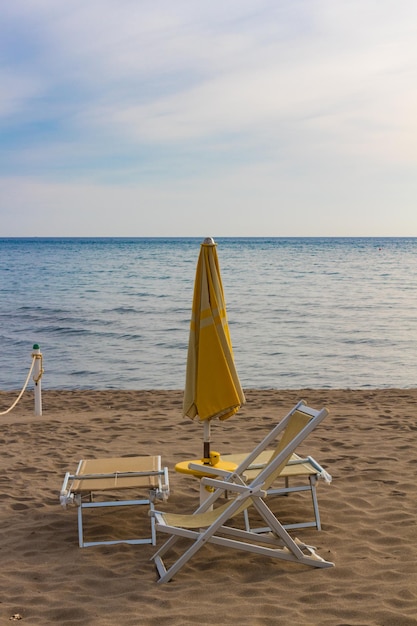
[
  {"x1": 60, "y1": 456, "x2": 169, "y2": 548},
  {"x1": 221, "y1": 451, "x2": 330, "y2": 532}
]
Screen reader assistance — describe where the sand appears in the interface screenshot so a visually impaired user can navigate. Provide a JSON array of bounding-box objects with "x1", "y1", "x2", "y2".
[{"x1": 0, "y1": 388, "x2": 416, "y2": 625}]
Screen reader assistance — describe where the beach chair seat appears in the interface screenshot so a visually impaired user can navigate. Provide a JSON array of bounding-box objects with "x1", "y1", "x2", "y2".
[
  {"x1": 221, "y1": 449, "x2": 331, "y2": 532},
  {"x1": 151, "y1": 402, "x2": 334, "y2": 583},
  {"x1": 60, "y1": 455, "x2": 169, "y2": 547}
]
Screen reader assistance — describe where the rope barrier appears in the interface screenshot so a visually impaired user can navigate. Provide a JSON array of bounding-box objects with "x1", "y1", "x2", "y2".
[{"x1": 0, "y1": 347, "x2": 44, "y2": 416}]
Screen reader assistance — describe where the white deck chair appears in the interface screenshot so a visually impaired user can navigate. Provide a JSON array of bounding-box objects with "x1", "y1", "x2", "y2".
[
  {"x1": 60, "y1": 455, "x2": 169, "y2": 547},
  {"x1": 151, "y1": 402, "x2": 334, "y2": 583}
]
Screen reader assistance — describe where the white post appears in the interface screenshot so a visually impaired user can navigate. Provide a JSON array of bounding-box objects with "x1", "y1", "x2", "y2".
[{"x1": 32, "y1": 344, "x2": 43, "y2": 416}]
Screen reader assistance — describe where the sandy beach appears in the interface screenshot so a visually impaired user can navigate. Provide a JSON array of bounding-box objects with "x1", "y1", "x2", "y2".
[{"x1": 0, "y1": 388, "x2": 416, "y2": 625}]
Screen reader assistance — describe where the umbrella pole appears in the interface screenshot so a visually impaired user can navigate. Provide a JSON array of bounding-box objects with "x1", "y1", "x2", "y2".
[
  {"x1": 203, "y1": 420, "x2": 211, "y2": 464},
  {"x1": 202, "y1": 420, "x2": 213, "y2": 509}
]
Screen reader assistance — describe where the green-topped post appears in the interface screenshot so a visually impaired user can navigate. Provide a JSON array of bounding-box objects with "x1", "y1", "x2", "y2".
[{"x1": 32, "y1": 344, "x2": 43, "y2": 416}]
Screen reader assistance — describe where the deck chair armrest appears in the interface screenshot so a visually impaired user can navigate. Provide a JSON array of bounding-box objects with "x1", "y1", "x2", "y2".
[
  {"x1": 286, "y1": 457, "x2": 309, "y2": 466},
  {"x1": 305, "y1": 456, "x2": 332, "y2": 483},
  {"x1": 152, "y1": 510, "x2": 164, "y2": 523},
  {"x1": 163, "y1": 466, "x2": 170, "y2": 492},
  {"x1": 201, "y1": 476, "x2": 264, "y2": 496},
  {"x1": 60, "y1": 472, "x2": 75, "y2": 507},
  {"x1": 187, "y1": 463, "x2": 235, "y2": 480},
  {"x1": 156, "y1": 467, "x2": 170, "y2": 500}
]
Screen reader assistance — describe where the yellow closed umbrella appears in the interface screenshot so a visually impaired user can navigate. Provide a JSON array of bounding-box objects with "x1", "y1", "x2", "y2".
[{"x1": 183, "y1": 237, "x2": 245, "y2": 463}]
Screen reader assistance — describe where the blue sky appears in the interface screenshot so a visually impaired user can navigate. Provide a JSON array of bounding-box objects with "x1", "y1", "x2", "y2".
[{"x1": 1, "y1": 0, "x2": 416, "y2": 236}]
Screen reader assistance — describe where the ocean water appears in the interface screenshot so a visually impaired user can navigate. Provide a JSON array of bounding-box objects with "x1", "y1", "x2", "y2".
[{"x1": 1, "y1": 237, "x2": 417, "y2": 391}]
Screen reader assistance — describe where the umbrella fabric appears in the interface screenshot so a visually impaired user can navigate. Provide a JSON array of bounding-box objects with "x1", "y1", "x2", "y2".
[{"x1": 183, "y1": 239, "x2": 245, "y2": 422}]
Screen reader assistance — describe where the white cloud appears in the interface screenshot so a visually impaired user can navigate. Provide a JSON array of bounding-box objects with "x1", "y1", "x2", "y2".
[
  {"x1": 0, "y1": 70, "x2": 44, "y2": 117},
  {"x1": 1, "y1": 0, "x2": 417, "y2": 235},
  {"x1": 1, "y1": 162, "x2": 416, "y2": 237}
]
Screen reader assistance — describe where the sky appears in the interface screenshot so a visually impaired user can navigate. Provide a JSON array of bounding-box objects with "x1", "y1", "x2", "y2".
[{"x1": 1, "y1": 0, "x2": 416, "y2": 237}]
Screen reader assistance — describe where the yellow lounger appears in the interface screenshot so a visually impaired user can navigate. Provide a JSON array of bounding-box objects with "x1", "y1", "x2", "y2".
[
  {"x1": 221, "y1": 450, "x2": 331, "y2": 532},
  {"x1": 60, "y1": 455, "x2": 169, "y2": 547}
]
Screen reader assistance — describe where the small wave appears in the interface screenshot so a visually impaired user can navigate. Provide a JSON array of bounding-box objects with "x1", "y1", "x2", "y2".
[
  {"x1": 2, "y1": 237, "x2": 417, "y2": 389},
  {"x1": 107, "y1": 307, "x2": 138, "y2": 314}
]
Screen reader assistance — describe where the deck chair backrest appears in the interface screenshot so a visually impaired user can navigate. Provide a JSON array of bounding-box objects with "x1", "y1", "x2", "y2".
[
  {"x1": 231, "y1": 409, "x2": 315, "y2": 519},
  {"x1": 259, "y1": 410, "x2": 312, "y2": 491},
  {"x1": 222, "y1": 402, "x2": 323, "y2": 483},
  {"x1": 248, "y1": 406, "x2": 327, "y2": 494}
]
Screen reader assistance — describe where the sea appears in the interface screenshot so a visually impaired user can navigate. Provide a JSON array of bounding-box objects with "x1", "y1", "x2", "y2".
[{"x1": 1, "y1": 237, "x2": 417, "y2": 391}]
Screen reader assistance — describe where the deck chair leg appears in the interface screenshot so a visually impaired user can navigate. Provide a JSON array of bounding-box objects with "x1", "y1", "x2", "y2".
[
  {"x1": 155, "y1": 534, "x2": 208, "y2": 584},
  {"x1": 154, "y1": 496, "x2": 248, "y2": 583},
  {"x1": 251, "y1": 497, "x2": 331, "y2": 565},
  {"x1": 251, "y1": 497, "x2": 306, "y2": 558},
  {"x1": 243, "y1": 508, "x2": 251, "y2": 532},
  {"x1": 152, "y1": 532, "x2": 181, "y2": 561}
]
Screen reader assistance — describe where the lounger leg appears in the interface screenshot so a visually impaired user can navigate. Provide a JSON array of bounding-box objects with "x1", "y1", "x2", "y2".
[
  {"x1": 309, "y1": 476, "x2": 321, "y2": 530},
  {"x1": 243, "y1": 509, "x2": 251, "y2": 532},
  {"x1": 149, "y1": 501, "x2": 156, "y2": 545},
  {"x1": 76, "y1": 496, "x2": 157, "y2": 547},
  {"x1": 78, "y1": 505, "x2": 85, "y2": 548}
]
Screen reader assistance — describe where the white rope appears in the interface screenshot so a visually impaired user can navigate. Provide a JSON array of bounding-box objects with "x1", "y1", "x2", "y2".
[{"x1": 0, "y1": 356, "x2": 37, "y2": 416}]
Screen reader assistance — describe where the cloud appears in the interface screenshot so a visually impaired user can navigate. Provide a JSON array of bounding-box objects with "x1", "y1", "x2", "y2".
[
  {"x1": 0, "y1": 69, "x2": 45, "y2": 117},
  {"x1": 1, "y1": 159, "x2": 416, "y2": 238},
  {"x1": 0, "y1": 0, "x2": 416, "y2": 235}
]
